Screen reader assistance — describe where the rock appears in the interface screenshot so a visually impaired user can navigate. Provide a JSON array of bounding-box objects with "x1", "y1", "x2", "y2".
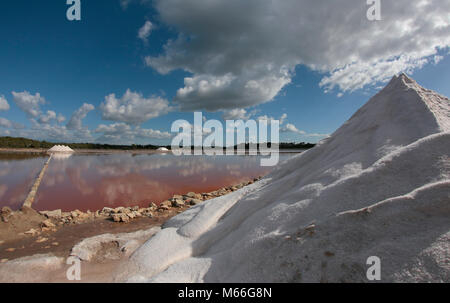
[
  {"x1": 41, "y1": 219, "x2": 55, "y2": 228},
  {"x1": 1, "y1": 206, "x2": 12, "y2": 215},
  {"x1": 24, "y1": 228, "x2": 38, "y2": 236},
  {"x1": 160, "y1": 201, "x2": 172, "y2": 208},
  {"x1": 149, "y1": 202, "x2": 157, "y2": 209},
  {"x1": 36, "y1": 237, "x2": 48, "y2": 243},
  {"x1": 52, "y1": 242, "x2": 59, "y2": 246},
  {"x1": 131, "y1": 206, "x2": 139, "y2": 211},
  {"x1": 101, "y1": 207, "x2": 114, "y2": 214},
  {"x1": 172, "y1": 199, "x2": 185, "y2": 208},
  {"x1": 40, "y1": 209, "x2": 62, "y2": 219},
  {"x1": 111, "y1": 213, "x2": 130, "y2": 223},
  {"x1": 190, "y1": 199, "x2": 203, "y2": 206},
  {"x1": 159, "y1": 205, "x2": 170, "y2": 211},
  {"x1": 70, "y1": 209, "x2": 87, "y2": 218},
  {"x1": 185, "y1": 192, "x2": 196, "y2": 198},
  {"x1": 173, "y1": 195, "x2": 183, "y2": 200},
  {"x1": 5, "y1": 248, "x2": 15, "y2": 252}
]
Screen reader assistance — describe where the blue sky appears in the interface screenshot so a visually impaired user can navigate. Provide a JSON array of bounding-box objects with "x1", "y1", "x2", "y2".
[{"x1": 0, "y1": 0, "x2": 449, "y2": 145}]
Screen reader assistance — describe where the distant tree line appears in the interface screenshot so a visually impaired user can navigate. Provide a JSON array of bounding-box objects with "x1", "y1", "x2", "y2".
[
  {"x1": 0, "y1": 136, "x2": 162, "y2": 150},
  {"x1": 0, "y1": 136, "x2": 315, "y2": 150}
]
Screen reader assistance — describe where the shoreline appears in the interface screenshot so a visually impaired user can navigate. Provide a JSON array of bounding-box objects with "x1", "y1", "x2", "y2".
[{"x1": 0, "y1": 177, "x2": 262, "y2": 265}]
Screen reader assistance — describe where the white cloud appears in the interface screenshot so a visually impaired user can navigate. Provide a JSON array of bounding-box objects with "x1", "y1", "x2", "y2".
[
  {"x1": 138, "y1": 21, "x2": 153, "y2": 43},
  {"x1": 38, "y1": 110, "x2": 57, "y2": 124},
  {"x1": 222, "y1": 108, "x2": 250, "y2": 120},
  {"x1": 57, "y1": 114, "x2": 66, "y2": 123},
  {"x1": 67, "y1": 103, "x2": 95, "y2": 130},
  {"x1": 99, "y1": 89, "x2": 172, "y2": 124},
  {"x1": 0, "y1": 95, "x2": 9, "y2": 111},
  {"x1": 257, "y1": 113, "x2": 287, "y2": 125},
  {"x1": 95, "y1": 122, "x2": 171, "y2": 143},
  {"x1": 144, "y1": 0, "x2": 450, "y2": 108},
  {"x1": 0, "y1": 117, "x2": 12, "y2": 128},
  {"x1": 12, "y1": 91, "x2": 45, "y2": 117},
  {"x1": 282, "y1": 123, "x2": 329, "y2": 138}
]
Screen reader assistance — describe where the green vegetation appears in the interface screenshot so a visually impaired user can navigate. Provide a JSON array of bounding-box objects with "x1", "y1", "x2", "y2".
[
  {"x1": 0, "y1": 136, "x2": 162, "y2": 150},
  {"x1": 0, "y1": 136, "x2": 315, "y2": 151}
]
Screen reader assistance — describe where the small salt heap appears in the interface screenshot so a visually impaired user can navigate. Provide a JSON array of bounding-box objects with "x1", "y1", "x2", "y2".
[{"x1": 47, "y1": 145, "x2": 74, "y2": 153}]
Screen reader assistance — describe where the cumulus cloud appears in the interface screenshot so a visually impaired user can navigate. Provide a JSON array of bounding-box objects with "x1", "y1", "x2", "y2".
[
  {"x1": 95, "y1": 122, "x2": 171, "y2": 143},
  {"x1": 0, "y1": 95, "x2": 9, "y2": 111},
  {"x1": 99, "y1": 89, "x2": 172, "y2": 124},
  {"x1": 12, "y1": 91, "x2": 45, "y2": 117},
  {"x1": 38, "y1": 110, "x2": 57, "y2": 124},
  {"x1": 67, "y1": 103, "x2": 95, "y2": 130},
  {"x1": 257, "y1": 113, "x2": 288, "y2": 125},
  {"x1": 138, "y1": 20, "x2": 153, "y2": 43},
  {"x1": 144, "y1": 0, "x2": 450, "y2": 109},
  {"x1": 282, "y1": 123, "x2": 329, "y2": 138},
  {"x1": 222, "y1": 108, "x2": 251, "y2": 120}
]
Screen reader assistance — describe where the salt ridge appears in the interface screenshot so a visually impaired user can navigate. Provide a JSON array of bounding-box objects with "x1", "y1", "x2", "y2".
[{"x1": 118, "y1": 74, "x2": 449, "y2": 283}]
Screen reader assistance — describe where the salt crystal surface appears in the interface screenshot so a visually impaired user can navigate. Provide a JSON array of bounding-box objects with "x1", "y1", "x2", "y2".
[{"x1": 120, "y1": 74, "x2": 450, "y2": 283}]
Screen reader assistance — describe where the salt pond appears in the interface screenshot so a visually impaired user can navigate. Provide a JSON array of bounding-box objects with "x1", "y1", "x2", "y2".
[{"x1": 0, "y1": 151, "x2": 300, "y2": 212}]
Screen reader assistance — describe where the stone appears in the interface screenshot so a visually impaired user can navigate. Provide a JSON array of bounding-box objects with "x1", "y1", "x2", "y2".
[
  {"x1": 185, "y1": 192, "x2": 196, "y2": 198},
  {"x1": 101, "y1": 207, "x2": 114, "y2": 214},
  {"x1": 131, "y1": 206, "x2": 139, "y2": 211},
  {"x1": 173, "y1": 195, "x2": 183, "y2": 200},
  {"x1": 159, "y1": 205, "x2": 170, "y2": 211},
  {"x1": 24, "y1": 228, "x2": 38, "y2": 236},
  {"x1": 190, "y1": 199, "x2": 202, "y2": 206},
  {"x1": 172, "y1": 199, "x2": 185, "y2": 208},
  {"x1": 5, "y1": 248, "x2": 15, "y2": 252},
  {"x1": 111, "y1": 213, "x2": 130, "y2": 223},
  {"x1": 40, "y1": 209, "x2": 62, "y2": 219},
  {"x1": 160, "y1": 200, "x2": 172, "y2": 208},
  {"x1": 149, "y1": 202, "x2": 157, "y2": 209},
  {"x1": 1, "y1": 206, "x2": 12, "y2": 215},
  {"x1": 41, "y1": 219, "x2": 55, "y2": 228},
  {"x1": 36, "y1": 237, "x2": 48, "y2": 243}
]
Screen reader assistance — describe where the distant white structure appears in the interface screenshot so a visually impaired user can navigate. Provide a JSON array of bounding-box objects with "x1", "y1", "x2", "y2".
[
  {"x1": 47, "y1": 145, "x2": 74, "y2": 153},
  {"x1": 157, "y1": 147, "x2": 169, "y2": 152}
]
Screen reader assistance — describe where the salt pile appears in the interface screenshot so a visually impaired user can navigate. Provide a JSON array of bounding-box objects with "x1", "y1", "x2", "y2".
[
  {"x1": 47, "y1": 145, "x2": 74, "y2": 153},
  {"x1": 119, "y1": 74, "x2": 450, "y2": 283}
]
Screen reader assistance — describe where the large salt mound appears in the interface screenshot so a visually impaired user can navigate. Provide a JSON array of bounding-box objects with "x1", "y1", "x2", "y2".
[
  {"x1": 118, "y1": 74, "x2": 450, "y2": 283},
  {"x1": 47, "y1": 145, "x2": 74, "y2": 153}
]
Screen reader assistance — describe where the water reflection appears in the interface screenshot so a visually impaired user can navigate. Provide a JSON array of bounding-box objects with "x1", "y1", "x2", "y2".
[{"x1": 1, "y1": 152, "x2": 298, "y2": 212}]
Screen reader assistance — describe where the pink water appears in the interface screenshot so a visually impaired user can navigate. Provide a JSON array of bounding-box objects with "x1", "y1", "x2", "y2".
[{"x1": 0, "y1": 152, "x2": 297, "y2": 212}]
